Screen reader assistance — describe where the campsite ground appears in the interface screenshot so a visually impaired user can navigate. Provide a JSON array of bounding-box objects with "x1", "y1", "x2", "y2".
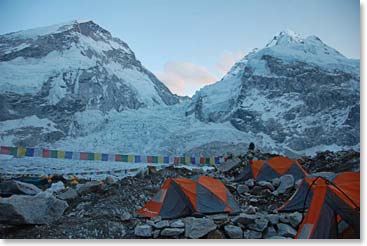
[{"x1": 0, "y1": 150, "x2": 360, "y2": 239}]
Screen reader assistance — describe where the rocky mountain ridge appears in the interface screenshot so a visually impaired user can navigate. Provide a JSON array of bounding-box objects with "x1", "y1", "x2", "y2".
[
  {"x1": 0, "y1": 23, "x2": 360, "y2": 157},
  {"x1": 0, "y1": 20, "x2": 179, "y2": 146}
]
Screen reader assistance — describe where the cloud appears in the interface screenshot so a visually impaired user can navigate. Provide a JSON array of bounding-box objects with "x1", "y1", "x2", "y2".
[
  {"x1": 156, "y1": 61, "x2": 218, "y2": 96},
  {"x1": 216, "y1": 51, "x2": 245, "y2": 77},
  {"x1": 156, "y1": 51, "x2": 245, "y2": 96}
]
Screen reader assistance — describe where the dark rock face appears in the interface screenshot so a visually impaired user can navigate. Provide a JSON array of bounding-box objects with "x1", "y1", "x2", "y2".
[
  {"x1": 187, "y1": 32, "x2": 359, "y2": 154},
  {"x1": 0, "y1": 20, "x2": 179, "y2": 146}
]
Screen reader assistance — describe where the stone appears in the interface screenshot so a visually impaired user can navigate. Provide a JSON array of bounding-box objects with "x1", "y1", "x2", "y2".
[
  {"x1": 287, "y1": 212, "x2": 303, "y2": 228},
  {"x1": 105, "y1": 176, "x2": 116, "y2": 185},
  {"x1": 269, "y1": 236, "x2": 287, "y2": 239},
  {"x1": 135, "y1": 167, "x2": 149, "y2": 179},
  {"x1": 237, "y1": 184, "x2": 250, "y2": 194},
  {"x1": 266, "y1": 214, "x2": 280, "y2": 225},
  {"x1": 134, "y1": 224, "x2": 152, "y2": 238},
  {"x1": 152, "y1": 216, "x2": 162, "y2": 222},
  {"x1": 248, "y1": 218, "x2": 268, "y2": 232},
  {"x1": 207, "y1": 229, "x2": 225, "y2": 239},
  {"x1": 120, "y1": 211, "x2": 132, "y2": 221},
  {"x1": 224, "y1": 225, "x2": 243, "y2": 239},
  {"x1": 76, "y1": 181, "x2": 100, "y2": 194},
  {"x1": 271, "y1": 178, "x2": 281, "y2": 187},
  {"x1": 251, "y1": 186, "x2": 263, "y2": 195},
  {"x1": 277, "y1": 223, "x2": 297, "y2": 238},
  {"x1": 106, "y1": 221, "x2": 127, "y2": 238},
  {"x1": 273, "y1": 175, "x2": 294, "y2": 195},
  {"x1": 231, "y1": 213, "x2": 259, "y2": 225},
  {"x1": 243, "y1": 206, "x2": 257, "y2": 214},
  {"x1": 153, "y1": 230, "x2": 160, "y2": 239},
  {"x1": 57, "y1": 188, "x2": 78, "y2": 200},
  {"x1": 0, "y1": 180, "x2": 41, "y2": 197},
  {"x1": 154, "y1": 220, "x2": 170, "y2": 229},
  {"x1": 160, "y1": 228, "x2": 184, "y2": 237},
  {"x1": 0, "y1": 192, "x2": 68, "y2": 225},
  {"x1": 264, "y1": 226, "x2": 277, "y2": 238},
  {"x1": 249, "y1": 198, "x2": 258, "y2": 203},
  {"x1": 170, "y1": 219, "x2": 185, "y2": 228},
  {"x1": 257, "y1": 181, "x2": 275, "y2": 191},
  {"x1": 219, "y1": 157, "x2": 242, "y2": 172},
  {"x1": 146, "y1": 220, "x2": 155, "y2": 227},
  {"x1": 185, "y1": 217, "x2": 217, "y2": 239},
  {"x1": 245, "y1": 179, "x2": 255, "y2": 187},
  {"x1": 243, "y1": 229, "x2": 262, "y2": 239},
  {"x1": 206, "y1": 213, "x2": 228, "y2": 224},
  {"x1": 279, "y1": 214, "x2": 289, "y2": 223},
  {"x1": 46, "y1": 181, "x2": 65, "y2": 194}
]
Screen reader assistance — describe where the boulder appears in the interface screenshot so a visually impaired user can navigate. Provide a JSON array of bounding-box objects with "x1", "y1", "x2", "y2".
[
  {"x1": 0, "y1": 192, "x2": 68, "y2": 224},
  {"x1": 266, "y1": 214, "x2": 280, "y2": 225},
  {"x1": 105, "y1": 176, "x2": 116, "y2": 185},
  {"x1": 152, "y1": 216, "x2": 162, "y2": 222},
  {"x1": 279, "y1": 214, "x2": 289, "y2": 223},
  {"x1": 243, "y1": 229, "x2": 262, "y2": 239},
  {"x1": 245, "y1": 179, "x2": 255, "y2": 188},
  {"x1": 219, "y1": 157, "x2": 242, "y2": 172},
  {"x1": 251, "y1": 186, "x2": 263, "y2": 195},
  {"x1": 76, "y1": 181, "x2": 100, "y2": 194},
  {"x1": 249, "y1": 198, "x2": 258, "y2": 203},
  {"x1": 0, "y1": 180, "x2": 41, "y2": 197},
  {"x1": 170, "y1": 219, "x2": 185, "y2": 228},
  {"x1": 248, "y1": 218, "x2": 268, "y2": 232},
  {"x1": 271, "y1": 178, "x2": 281, "y2": 187},
  {"x1": 277, "y1": 223, "x2": 297, "y2": 238},
  {"x1": 57, "y1": 188, "x2": 78, "y2": 200},
  {"x1": 269, "y1": 235, "x2": 287, "y2": 239},
  {"x1": 257, "y1": 181, "x2": 275, "y2": 191},
  {"x1": 185, "y1": 217, "x2": 217, "y2": 239},
  {"x1": 264, "y1": 226, "x2": 277, "y2": 238},
  {"x1": 224, "y1": 225, "x2": 243, "y2": 239},
  {"x1": 46, "y1": 181, "x2": 65, "y2": 194},
  {"x1": 153, "y1": 220, "x2": 170, "y2": 229},
  {"x1": 231, "y1": 213, "x2": 259, "y2": 225},
  {"x1": 160, "y1": 228, "x2": 184, "y2": 237},
  {"x1": 287, "y1": 212, "x2": 303, "y2": 228},
  {"x1": 206, "y1": 213, "x2": 228, "y2": 224},
  {"x1": 134, "y1": 224, "x2": 152, "y2": 238},
  {"x1": 153, "y1": 230, "x2": 160, "y2": 239},
  {"x1": 273, "y1": 175, "x2": 294, "y2": 195},
  {"x1": 135, "y1": 167, "x2": 149, "y2": 179},
  {"x1": 119, "y1": 211, "x2": 132, "y2": 221},
  {"x1": 207, "y1": 229, "x2": 225, "y2": 239},
  {"x1": 243, "y1": 205, "x2": 257, "y2": 214},
  {"x1": 237, "y1": 184, "x2": 249, "y2": 194}
]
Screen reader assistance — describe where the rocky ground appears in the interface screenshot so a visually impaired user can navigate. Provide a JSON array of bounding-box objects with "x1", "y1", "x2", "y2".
[{"x1": 0, "y1": 150, "x2": 359, "y2": 239}]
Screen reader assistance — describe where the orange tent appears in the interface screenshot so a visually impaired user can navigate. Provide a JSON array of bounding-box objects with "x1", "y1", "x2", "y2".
[
  {"x1": 235, "y1": 156, "x2": 308, "y2": 181},
  {"x1": 137, "y1": 176, "x2": 240, "y2": 219},
  {"x1": 279, "y1": 172, "x2": 360, "y2": 239}
]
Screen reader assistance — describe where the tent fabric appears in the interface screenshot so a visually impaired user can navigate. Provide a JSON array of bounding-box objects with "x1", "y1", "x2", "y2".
[
  {"x1": 278, "y1": 172, "x2": 360, "y2": 239},
  {"x1": 235, "y1": 156, "x2": 308, "y2": 182},
  {"x1": 137, "y1": 176, "x2": 240, "y2": 219}
]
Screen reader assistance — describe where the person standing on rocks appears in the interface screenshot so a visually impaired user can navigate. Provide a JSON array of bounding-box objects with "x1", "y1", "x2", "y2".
[{"x1": 247, "y1": 142, "x2": 255, "y2": 161}]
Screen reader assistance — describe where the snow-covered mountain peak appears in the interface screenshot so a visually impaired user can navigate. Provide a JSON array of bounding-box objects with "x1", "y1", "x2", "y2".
[
  {"x1": 187, "y1": 30, "x2": 360, "y2": 155},
  {"x1": 266, "y1": 29, "x2": 303, "y2": 47},
  {"x1": 0, "y1": 21, "x2": 179, "y2": 139},
  {"x1": 3, "y1": 20, "x2": 84, "y2": 40}
]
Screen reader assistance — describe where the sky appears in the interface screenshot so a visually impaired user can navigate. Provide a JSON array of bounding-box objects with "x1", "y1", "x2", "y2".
[{"x1": 0, "y1": 0, "x2": 360, "y2": 96}]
